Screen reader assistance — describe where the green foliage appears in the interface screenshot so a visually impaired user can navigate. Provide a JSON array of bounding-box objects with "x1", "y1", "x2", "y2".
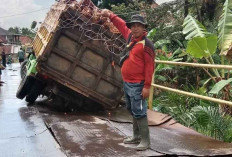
[
  {"x1": 152, "y1": 25, "x2": 185, "y2": 53},
  {"x1": 186, "y1": 35, "x2": 217, "y2": 59},
  {"x1": 31, "y1": 21, "x2": 37, "y2": 30},
  {"x1": 218, "y1": 0, "x2": 232, "y2": 54},
  {"x1": 209, "y1": 78, "x2": 232, "y2": 94},
  {"x1": 207, "y1": 35, "x2": 218, "y2": 54},
  {"x1": 154, "y1": 42, "x2": 184, "y2": 84},
  {"x1": 183, "y1": 15, "x2": 208, "y2": 40},
  {"x1": 111, "y1": 1, "x2": 144, "y2": 22},
  {"x1": 8, "y1": 26, "x2": 21, "y2": 34},
  {"x1": 153, "y1": 91, "x2": 200, "y2": 127},
  {"x1": 186, "y1": 37, "x2": 208, "y2": 58},
  {"x1": 8, "y1": 27, "x2": 35, "y2": 39},
  {"x1": 153, "y1": 91, "x2": 232, "y2": 142},
  {"x1": 191, "y1": 106, "x2": 232, "y2": 142},
  {"x1": 154, "y1": 40, "x2": 171, "y2": 49},
  {"x1": 183, "y1": 15, "x2": 220, "y2": 78},
  {"x1": 94, "y1": 0, "x2": 130, "y2": 9},
  {"x1": 147, "y1": 28, "x2": 156, "y2": 40},
  {"x1": 21, "y1": 28, "x2": 35, "y2": 39}
]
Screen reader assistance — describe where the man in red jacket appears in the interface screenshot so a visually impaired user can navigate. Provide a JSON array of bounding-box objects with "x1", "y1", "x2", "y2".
[{"x1": 99, "y1": 10, "x2": 155, "y2": 151}]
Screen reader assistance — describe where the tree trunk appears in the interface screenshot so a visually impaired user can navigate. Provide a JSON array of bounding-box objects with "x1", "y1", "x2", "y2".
[
  {"x1": 201, "y1": 0, "x2": 206, "y2": 18},
  {"x1": 194, "y1": 0, "x2": 202, "y2": 22},
  {"x1": 206, "y1": 0, "x2": 217, "y2": 21},
  {"x1": 184, "y1": 0, "x2": 189, "y2": 17}
]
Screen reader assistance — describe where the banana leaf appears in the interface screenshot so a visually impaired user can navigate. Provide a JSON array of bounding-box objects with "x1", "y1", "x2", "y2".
[
  {"x1": 218, "y1": 0, "x2": 232, "y2": 55},
  {"x1": 209, "y1": 78, "x2": 232, "y2": 94},
  {"x1": 183, "y1": 15, "x2": 208, "y2": 40}
]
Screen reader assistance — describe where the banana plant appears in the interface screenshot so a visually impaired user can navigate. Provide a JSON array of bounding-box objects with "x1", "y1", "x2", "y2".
[
  {"x1": 208, "y1": 0, "x2": 232, "y2": 98},
  {"x1": 183, "y1": 15, "x2": 220, "y2": 78},
  {"x1": 218, "y1": 0, "x2": 232, "y2": 55},
  {"x1": 218, "y1": 0, "x2": 232, "y2": 78},
  {"x1": 183, "y1": 15, "x2": 209, "y2": 40},
  {"x1": 183, "y1": 0, "x2": 232, "y2": 112}
]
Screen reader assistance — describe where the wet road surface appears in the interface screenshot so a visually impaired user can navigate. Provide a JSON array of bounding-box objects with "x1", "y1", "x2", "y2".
[
  {"x1": 0, "y1": 64, "x2": 65, "y2": 157},
  {"x1": 1, "y1": 63, "x2": 232, "y2": 157}
]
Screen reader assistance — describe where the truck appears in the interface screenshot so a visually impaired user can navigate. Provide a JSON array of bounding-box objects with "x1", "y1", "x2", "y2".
[
  {"x1": 20, "y1": 44, "x2": 33, "y2": 79},
  {"x1": 16, "y1": 0, "x2": 126, "y2": 110}
]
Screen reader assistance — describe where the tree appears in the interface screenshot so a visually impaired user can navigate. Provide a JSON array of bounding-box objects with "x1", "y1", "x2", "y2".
[
  {"x1": 31, "y1": 21, "x2": 37, "y2": 30},
  {"x1": 183, "y1": 0, "x2": 232, "y2": 115},
  {"x1": 93, "y1": 0, "x2": 130, "y2": 9},
  {"x1": 201, "y1": 0, "x2": 218, "y2": 21},
  {"x1": 8, "y1": 27, "x2": 35, "y2": 38},
  {"x1": 8, "y1": 27, "x2": 21, "y2": 34},
  {"x1": 185, "y1": 0, "x2": 189, "y2": 17},
  {"x1": 21, "y1": 28, "x2": 35, "y2": 38}
]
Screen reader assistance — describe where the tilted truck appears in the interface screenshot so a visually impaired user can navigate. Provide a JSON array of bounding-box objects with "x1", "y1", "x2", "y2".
[{"x1": 16, "y1": 0, "x2": 126, "y2": 109}]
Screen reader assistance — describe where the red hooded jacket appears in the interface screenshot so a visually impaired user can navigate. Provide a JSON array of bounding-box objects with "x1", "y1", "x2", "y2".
[{"x1": 110, "y1": 14, "x2": 155, "y2": 89}]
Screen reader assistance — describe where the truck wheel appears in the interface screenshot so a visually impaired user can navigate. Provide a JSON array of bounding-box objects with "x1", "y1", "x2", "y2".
[
  {"x1": 25, "y1": 80, "x2": 45, "y2": 103},
  {"x1": 20, "y1": 60, "x2": 28, "y2": 79},
  {"x1": 16, "y1": 75, "x2": 35, "y2": 99}
]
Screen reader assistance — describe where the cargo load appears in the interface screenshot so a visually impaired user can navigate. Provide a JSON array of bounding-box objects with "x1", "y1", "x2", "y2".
[{"x1": 16, "y1": 0, "x2": 126, "y2": 109}]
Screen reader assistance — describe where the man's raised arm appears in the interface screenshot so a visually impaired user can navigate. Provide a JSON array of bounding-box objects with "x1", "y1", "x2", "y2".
[{"x1": 99, "y1": 9, "x2": 131, "y2": 40}]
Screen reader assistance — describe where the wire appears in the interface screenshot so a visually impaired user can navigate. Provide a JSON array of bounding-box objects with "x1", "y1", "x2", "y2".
[{"x1": 0, "y1": 8, "x2": 50, "y2": 19}]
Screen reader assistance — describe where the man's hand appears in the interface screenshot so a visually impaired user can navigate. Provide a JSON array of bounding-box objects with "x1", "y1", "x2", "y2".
[
  {"x1": 98, "y1": 9, "x2": 111, "y2": 18},
  {"x1": 142, "y1": 87, "x2": 150, "y2": 99}
]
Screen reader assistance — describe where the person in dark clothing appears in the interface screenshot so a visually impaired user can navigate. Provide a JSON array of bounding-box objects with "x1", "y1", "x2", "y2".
[
  {"x1": 18, "y1": 47, "x2": 25, "y2": 64},
  {"x1": 0, "y1": 55, "x2": 5, "y2": 86},
  {"x1": 99, "y1": 10, "x2": 155, "y2": 151},
  {"x1": 1, "y1": 50, "x2": 6, "y2": 67}
]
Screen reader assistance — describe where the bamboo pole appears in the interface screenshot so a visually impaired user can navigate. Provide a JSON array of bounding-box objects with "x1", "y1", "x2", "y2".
[
  {"x1": 155, "y1": 60, "x2": 232, "y2": 70},
  {"x1": 152, "y1": 84, "x2": 232, "y2": 107},
  {"x1": 148, "y1": 73, "x2": 155, "y2": 110}
]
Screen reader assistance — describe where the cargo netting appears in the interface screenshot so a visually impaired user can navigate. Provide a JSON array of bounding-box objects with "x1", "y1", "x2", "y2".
[{"x1": 42, "y1": 0, "x2": 126, "y2": 56}]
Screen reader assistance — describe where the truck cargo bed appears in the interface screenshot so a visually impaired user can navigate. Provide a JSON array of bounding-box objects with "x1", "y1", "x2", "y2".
[{"x1": 32, "y1": 1, "x2": 126, "y2": 109}]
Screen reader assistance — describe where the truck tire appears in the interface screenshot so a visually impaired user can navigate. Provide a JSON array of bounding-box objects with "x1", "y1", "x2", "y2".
[
  {"x1": 25, "y1": 80, "x2": 45, "y2": 103},
  {"x1": 16, "y1": 75, "x2": 34, "y2": 99},
  {"x1": 20, "y1": 60, "x2": 28, "y2": 79}
]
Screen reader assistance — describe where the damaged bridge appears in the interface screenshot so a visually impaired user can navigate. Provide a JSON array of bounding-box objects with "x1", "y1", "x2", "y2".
[{"x1": 0, "y1": 64, "x2": 232, "y2": 157}]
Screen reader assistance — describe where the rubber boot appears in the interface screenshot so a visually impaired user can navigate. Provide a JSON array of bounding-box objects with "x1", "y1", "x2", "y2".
[
  {"x1": 136, "y1": 116, "x2": 150, "y2": 151},
  {"x1": 123, "y1": 117, "x2": 140, "y2": 144}
]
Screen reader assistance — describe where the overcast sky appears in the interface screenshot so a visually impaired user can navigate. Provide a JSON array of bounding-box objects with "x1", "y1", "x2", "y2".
[
  {"x1": 0, "y1": 0, "x2": 173, "y2": 30},
  {"x1": 156, "y1": 0, "x2": 174, "y2": 4}
]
